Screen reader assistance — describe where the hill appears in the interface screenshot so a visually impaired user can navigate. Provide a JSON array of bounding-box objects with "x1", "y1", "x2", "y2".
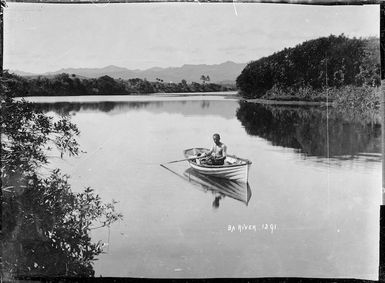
[
  {"x1": 12, "y1": 61, "x2": 246, "y2": 84},
  {"x1": 236, "y1": 35, "x2": 380, "y2": 98}
]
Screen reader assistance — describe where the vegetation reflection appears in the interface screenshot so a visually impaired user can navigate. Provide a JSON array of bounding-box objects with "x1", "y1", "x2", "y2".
[
  {"x1": 236, "y1": 101, "x2": 381, "y2": 159},
  {"x1": 34, "y1": 101, "x2": 156, "y2": 115}
]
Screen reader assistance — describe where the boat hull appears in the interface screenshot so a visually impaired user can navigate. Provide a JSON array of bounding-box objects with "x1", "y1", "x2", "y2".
[
  {"x1": 184, "y1": 148, "x2": 251, "y2": 183},
  {"x1": 188, "y1": 161, "x2": 250, "y2": 183}
]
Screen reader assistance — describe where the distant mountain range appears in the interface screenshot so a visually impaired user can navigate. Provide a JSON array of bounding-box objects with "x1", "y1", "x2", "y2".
[{"x1": 11, "y1": 61, "x2": 246, "y2": 84}]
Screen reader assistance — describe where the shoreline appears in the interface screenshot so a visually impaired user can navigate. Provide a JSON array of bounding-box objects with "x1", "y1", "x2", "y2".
[
  {"x1": 243, "y1": 98, "x2": 332, "y2": 106},
  {"x1": 20, "y1": 92, "x2": 333, "y2": 106},
  {"x1": 21, "y1": 92, "x2": 240, "y2": 103}
]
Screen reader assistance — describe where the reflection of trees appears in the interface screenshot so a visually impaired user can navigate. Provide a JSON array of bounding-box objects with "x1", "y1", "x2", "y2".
[
  {"x1": 236, "y1": 101, "x2": 381, "y2": 158},
  {"x1": 201, "y1": 101, "x2": 210, "y2": 109},
  {"x1": 31, "y1": 100, "x2": 236, "y2": 120},
  {"x1": 34, "y1": 101, "x2": 156, "y2": 115}
]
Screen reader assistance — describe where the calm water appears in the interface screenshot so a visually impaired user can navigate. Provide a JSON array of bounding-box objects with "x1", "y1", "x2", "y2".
[{"x1": 29, "y1": 95, "x2": 381, "y2": 279}]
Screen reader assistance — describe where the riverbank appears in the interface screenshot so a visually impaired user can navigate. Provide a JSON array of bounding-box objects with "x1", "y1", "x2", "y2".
[
  {"x1": 4, "y1": 71, "x2": 237, "y2": 97},
  {"x1": 150, "y1": 91, "x2": 239, "y2": 98},
  {"x1": 243, "y1": 85, "x2": 381, "y2": 109},
  {"x1": 20, "y1": 86, "x2": 380, "y2": 110},
  {"x1": 243, "y1": 98, "x2": 332, "y2": 106},
  {"x1": 21, "y1": 92, "x2": 240, "y2": 103},
  {"x1": 20, "y1": 91, "x2": 332, "y2": 105},
  {"x1": 154, "y1": 91, "x2": 333, "y2": 106}
]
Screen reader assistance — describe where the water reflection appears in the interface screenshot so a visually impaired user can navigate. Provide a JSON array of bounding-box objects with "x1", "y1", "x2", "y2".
[
  {"x1": 34, "y1": 101, "x2": 156, "y2": 115},
  {"x1": 20, "y1": 97, "x2": 380, "y2": 278},
  {"x1": 32, "y1": 100, "x2": 236, "y2": 119},
  {"x1": 183, "y1": 168, "x2": 252, "y2": 207},
  {"x1": 236, "y1": 101, "x2": 382, "y2": 159}
]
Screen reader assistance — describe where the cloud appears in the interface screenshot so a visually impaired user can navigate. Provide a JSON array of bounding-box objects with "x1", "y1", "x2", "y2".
[{"x1": 5, "y1": 3, "x2": 378, "y2": 73}]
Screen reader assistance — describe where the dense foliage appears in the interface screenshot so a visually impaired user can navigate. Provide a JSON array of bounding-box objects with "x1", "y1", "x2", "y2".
[
  {"x1": 1, "y1": 74, "x2": 122, "y2": 278},
  {"x1": 236, "y1": 35, "x2": 380, "y2": 98},
  {"x1": 3, "y1": 71, "x2": 235, "y2": 97}
]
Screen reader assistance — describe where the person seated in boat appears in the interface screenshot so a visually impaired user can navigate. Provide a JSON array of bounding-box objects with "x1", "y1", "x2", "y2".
[{"x1": 199, "y1": 133, "x2": 227, "y2": 165}]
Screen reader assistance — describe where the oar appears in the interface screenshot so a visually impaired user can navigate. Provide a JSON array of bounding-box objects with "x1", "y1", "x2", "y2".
[
  {"x1": 160, "y1": 164, "x2": 189, "y2": 181},
  {"x1": 166, "y1": 155, "x2": 206, "y2": 164}
]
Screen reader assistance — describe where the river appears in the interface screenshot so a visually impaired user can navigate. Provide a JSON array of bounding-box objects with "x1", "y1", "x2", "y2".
[{"x1": 27, "y1": 94, "x2": 381, "y2": 280}]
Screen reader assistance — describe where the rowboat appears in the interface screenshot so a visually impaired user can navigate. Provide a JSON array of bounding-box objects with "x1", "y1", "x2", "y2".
[
  {"x1": 183, "y1": 148, "x2": 252, "y2": 183},
  {"x1": 183, "y1": 168, "x2": 252, "y2": 205}
]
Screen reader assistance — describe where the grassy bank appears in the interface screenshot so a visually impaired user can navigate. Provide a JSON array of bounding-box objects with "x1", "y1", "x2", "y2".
[{"x1": 260, "y1": 85, "x2": 380, "y2": 109}]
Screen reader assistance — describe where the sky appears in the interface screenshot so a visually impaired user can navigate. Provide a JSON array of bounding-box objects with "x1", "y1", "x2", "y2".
[{"x1": 4, "y1": 3, "x2": 380, "y2": 73}]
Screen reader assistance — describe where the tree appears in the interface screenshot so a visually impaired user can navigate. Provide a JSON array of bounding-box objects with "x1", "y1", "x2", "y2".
[
  {"x1": 1, "y1": 72, "x2": 122, "y2": 279},
  {"x1": 200, "y1": 75, "x2": 210, "y2": 84},
  {"x1": 236, "y1": 35, "x2": 381, "y2": 98}
]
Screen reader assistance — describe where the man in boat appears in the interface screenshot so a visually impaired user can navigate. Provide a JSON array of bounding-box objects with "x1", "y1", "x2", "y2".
[{"x1": 200, "y1": 133, "x2": 227, "y2": 165}]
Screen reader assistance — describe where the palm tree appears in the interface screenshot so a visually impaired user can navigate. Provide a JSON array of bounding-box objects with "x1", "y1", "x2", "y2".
[{"x1": 200, "y1": 75, "x2": 210, "y2": 84}]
